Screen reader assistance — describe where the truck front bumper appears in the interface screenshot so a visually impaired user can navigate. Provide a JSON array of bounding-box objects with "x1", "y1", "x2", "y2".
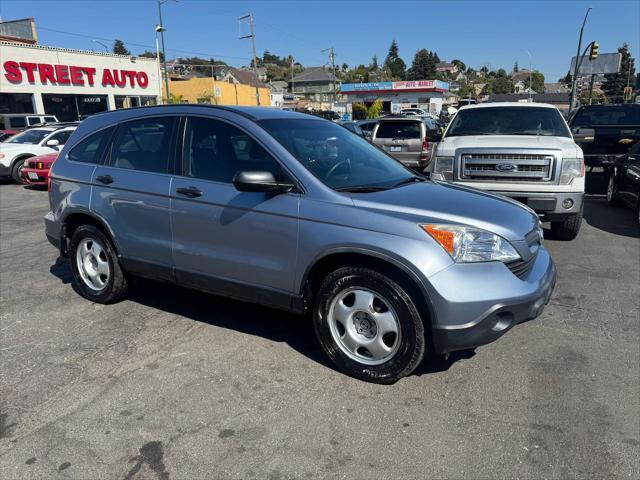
[
  {"x1": 429, "y1": 247, "x2": 556, "y2": 355},
  {"x1": 489, "y1": 191, "x2": 584, "y2": 220}
]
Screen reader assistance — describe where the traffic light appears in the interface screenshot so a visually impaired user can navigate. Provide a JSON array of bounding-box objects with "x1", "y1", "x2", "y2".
[{"x1": 589, "y1": 42, "x2": 599, "y2": 61}]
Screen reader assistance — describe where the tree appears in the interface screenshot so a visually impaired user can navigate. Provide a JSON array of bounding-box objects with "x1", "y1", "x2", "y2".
[
  {"x1": 341, "y1": 63, "x2": 349, "y2": 72},
  {"x1": 559, "y1": 70, "x2": 572, "y2": 85},
  {"x1": 371, "y1": 55, "x2": 379, "y2": 71},
  {"x1": 524, "y1": 71, "x2": 545, "y2": 93},
  {"x1": 366, "y1": 99, "x2": 384, "y2": 119},
  {"x1": 489, "y1": 69, "x2": 513, "y2": 94},
  {"x1": 112, "y1": 39, "x2": 130, "y2": 55},
  {"x1": 452, "y1": 59, "x2": 466, "y2": 72},
  {"x1": 513, "y1": 61, "x2": 519, "y2": 73},
  {"x1": 407, "y1": 49, "x2": 430, "y2": 80},
  {"x1": 139, "y1": 50, "x2": 164, "y2": 62},
  {"x1": 457, "y1": 82, "x2": 476, "y2": 99},
  {"x1": 602, "y1": 43, "x2": 636, "y2": 103},
  {"x1": 384, "y1": 40, "x2": 406, "y2": 80}
]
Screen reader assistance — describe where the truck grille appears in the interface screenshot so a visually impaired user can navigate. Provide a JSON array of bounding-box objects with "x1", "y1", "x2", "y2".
[{"x1": 460, "y1": 153, "x2": 554, "y2": 182}]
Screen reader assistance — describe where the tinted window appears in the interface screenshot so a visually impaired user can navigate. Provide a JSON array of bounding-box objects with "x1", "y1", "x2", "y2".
[
  {"x1": 68, "y1": 127, "x2": 114, "y2": 164},
  {"x1": 259, "y1": 118, "x2": 413, "y2": 190},
  {"x1": 571, "y1": 105, "x2": 640, "y2": 127},
  {"x1": 9, "y1": 117, "x2": 26, "y2": 128},
  {"x1": 44, "y1": 116, "x2": 57, "y2": 123},
  {"x1": 446, "y1": 107, "x2": 571, "y2": 137},
  {"x1": 27, "y1": 116, "x2": 41, "y2": 126},
  {"x1": 376, "y1": 121, "x2": 422, "y2": 139},
  {"x1": 111, "y1": 117, "x2": 175, "y2": 173},
  {"x1": 183, "y1": 117, "x2": 285, "y2": 183},
  {"x1": 358, "y1": 122, "x2": 376, "y2": 133},
  {"x1": 6, "y1": 129, "x2": 50, "y2": 144},
  {"x1": 47, "y1": 130, "x2": 73, "y2": 145}
]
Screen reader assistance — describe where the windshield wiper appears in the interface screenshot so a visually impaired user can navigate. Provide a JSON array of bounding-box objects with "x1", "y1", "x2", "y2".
[
  {"x1": 391, "y1": 175, "x2": 427, "y2": 188},
  {"x1": 335, "y1": 185, "x2": 389, "y2": 193}
]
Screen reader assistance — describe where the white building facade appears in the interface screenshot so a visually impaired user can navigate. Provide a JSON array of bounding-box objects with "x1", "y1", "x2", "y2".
[{"x1": 0, "y1": 41, "x2": 161, "y2": 121}]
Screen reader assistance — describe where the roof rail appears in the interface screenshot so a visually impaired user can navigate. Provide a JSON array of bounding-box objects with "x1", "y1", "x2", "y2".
[{"x1": 91, "y1": 104, "x2": 259, "y2": 121}]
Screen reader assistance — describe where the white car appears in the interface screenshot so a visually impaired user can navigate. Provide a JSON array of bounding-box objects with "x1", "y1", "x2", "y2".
[{"x1": 0, "y1": 125, "x2": 76, "y2": 183}]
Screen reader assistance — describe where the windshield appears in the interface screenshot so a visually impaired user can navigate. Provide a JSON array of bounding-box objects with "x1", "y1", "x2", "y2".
[
  {"x1": 6, "y1": 129, "x2": 51, "y2": 145},
  {"x1": 446, "y1": 107, "x2": 571, "y2": 137},
  {"x1": 258, "y1": 118, "x2": 414, "y2": 190},
  {"x1": 571, "y1": 105, "x2": 640, "y2": 127}
]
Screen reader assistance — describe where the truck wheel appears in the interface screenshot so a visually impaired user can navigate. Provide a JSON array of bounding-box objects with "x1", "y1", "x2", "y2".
[
  {"x1": 69, "y1": 225, "x2": 128, "y2": 304},
  {"x1": 313, "y1": 267, "x2": 426, "y2": 384},
  {"x1": 11, "y1": 158, "x2": 26, "y2": 184},
  {"x1": 550, "y1": 205, "x2": 583, "y2": 241},
  {"x1": 606, "y1": 172, "x2": 623, "y2": 206}
]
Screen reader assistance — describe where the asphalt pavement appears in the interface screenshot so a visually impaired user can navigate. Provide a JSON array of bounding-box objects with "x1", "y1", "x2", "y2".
[{"x1": 1, "y1": 179, "x2": 638, "y2": 479}]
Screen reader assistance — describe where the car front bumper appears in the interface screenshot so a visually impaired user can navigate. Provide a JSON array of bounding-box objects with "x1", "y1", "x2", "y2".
[
  {"x1": 21, "y1": 167, "x2": 49, "y2": 185},
  {"x1": 488, "y1": 191, "x2": 583, "y2": 220},
  {"x1": 428, "y1": 247, "x2": 556, "y2": 355}
]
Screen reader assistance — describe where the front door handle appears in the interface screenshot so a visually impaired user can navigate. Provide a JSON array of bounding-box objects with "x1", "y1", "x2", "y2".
[
  {"x1": 176, "y1": 186, "x2": 203, "y2": 198},
  {"x1": 95, "y1": 174, "x2": 114, "y2": 185}
]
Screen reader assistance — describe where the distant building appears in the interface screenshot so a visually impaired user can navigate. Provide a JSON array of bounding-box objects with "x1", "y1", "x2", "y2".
[
  {"x1": 268, "y1": 81, "x2": 288, "y2": 108},
  {"x1": 290, "y1": 66, "x2": 340, "y2": 106},
  {"x1": 486, "y1": 92, "x2": 570, "y2": 110},
  {"x1": 544, "y1": 83, "x2": 570, "y2": 93},
  {"x1": 435, "y1": 62, "x2": 459, "y2": 76},
  {"x1": 167, "y1": 77, "x2": 270, "y2": 106},
  {"x1": 514, "y1": 80, "x2": 536, "y2": 94},
  {"x1": 0, "y1": 18, "x2": 37, "y2": 45},
  {"x1": 215, "y1": 66, "x2": 267, "y2": 88}
]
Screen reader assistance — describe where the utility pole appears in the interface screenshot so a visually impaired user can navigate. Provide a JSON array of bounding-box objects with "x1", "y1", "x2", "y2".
[
  {"x1": 239, "y1": 13, "x2": 260, "y2": 106},
  {"x1": 322, "y1": 47, "x2": 336, "y2": 107},
  {"x1": 156, "y1": 0, "x2": 173, "y2": 102},
  {"x1": 525, "y1": 50, "x2": 532, "y2": 101},
  {"x1": 569, "y1": 7, "x2": 592, "y2": 112}
]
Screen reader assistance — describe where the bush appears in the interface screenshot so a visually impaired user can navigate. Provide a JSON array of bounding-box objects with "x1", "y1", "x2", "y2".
[{"x1": 367, "y1": 99, "x2": 383, "y2": 119}]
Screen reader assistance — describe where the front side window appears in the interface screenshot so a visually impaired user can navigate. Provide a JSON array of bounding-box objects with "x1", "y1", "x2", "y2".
[
  {"x1": 67, "y1": 127, "x2": 114, "y2": 164},
  {"x1": 111, "y1": 117, "x2": 176, "y2": 173},
  {"x1": 446, "y1": 107, "x2": 571, "y2": 137},
  {"x1": 376, "y1": 121, "x2": 422, "y2": 139},
  {"x1": 258, "y1": 118, "x2": 414, "y2": 190},
  {"x1": 6, "y1": 128, "x2": 51, "y2": 144},
  {"x1": 46, "y1": 130, "x2": 74, "y2": 146},
  {"x1": 182, "y1": 117, "x2": 285, "y2": 183}
]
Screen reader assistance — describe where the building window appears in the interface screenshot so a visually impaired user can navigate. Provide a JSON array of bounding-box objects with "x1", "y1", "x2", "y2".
[{"x1": 0, "y1": 93, "x2": 34, "y2": 114}]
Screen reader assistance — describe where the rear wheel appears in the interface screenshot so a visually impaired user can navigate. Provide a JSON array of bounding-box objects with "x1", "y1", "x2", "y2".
[
  {"x1": 607, "y1": 172, "x2": 622, "y2": 206},
  {"x1": 313, "y1": 267, "x2": 426, "y2": 384},
  {"x1": 550, "y1": 204, "x2": 583, "y2": 241},
  {"x1": 11, "y1": 158, "x2": 26, "y2": 184},
  {"x1": 69, "y1": 225, "x2": 128, "y2": 303}
]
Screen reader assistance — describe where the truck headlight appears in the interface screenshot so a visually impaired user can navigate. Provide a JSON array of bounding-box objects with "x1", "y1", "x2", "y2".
[
  {"x1": 559, "y1": 158, "x2": 584, "y2": 184},
  {"x1": 431, "y1": 156, "x2": 453, "y2": 181},
  {"x1": 421, "y1": 224, "x2": 520, "y2": 263}
]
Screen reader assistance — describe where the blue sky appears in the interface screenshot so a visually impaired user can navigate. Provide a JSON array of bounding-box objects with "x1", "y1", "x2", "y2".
[{"x1": 1, "y1": 0, "x2": 638, "y2": 82}]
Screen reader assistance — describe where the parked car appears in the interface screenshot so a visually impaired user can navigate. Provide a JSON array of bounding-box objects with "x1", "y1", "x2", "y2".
[
  {"x1": 20, "y1": 152, "x2": 58, "y2": 187},
  {"x1": 356, "y1": 119, "x2": 378, "y2": 140},
  {"x1": 338, "y1": 120, "x2": 365, "y2": 137},
  {"x1": 401, "y1": 108, "x2": 429, "y2": 117},
  {"x1": 0, "y1": 130, "x2": 19, "y2": 142},
  {"x1": 372, "y1": 116, "x2": 441, "y2": 169},
  {"x1": 46, "y1": 105, "x2": 555, "y2": 384},
  {"x1": 0, "y1": 114, "x2": 58, "y2": 133},
  {"x1": 569, "y1": 104, "x2": 640, "y2": 168},
  {"x1": 431, "y1": 102, "x2": 585, "y2": 240},
  {"x1": 607, "y1": 141, "x2": 640, "y2": 224},
  {"x1": 0, "y1": 124, "x2": 76, "y2": 183}
]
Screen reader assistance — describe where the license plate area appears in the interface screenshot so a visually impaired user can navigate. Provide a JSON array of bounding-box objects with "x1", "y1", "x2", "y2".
[
  {"x1": 27, "y1": 172, "x2": 39, "y2": 180},
  {"x1": 390, "y1": 146, "x2": 402, "y2": 152}
]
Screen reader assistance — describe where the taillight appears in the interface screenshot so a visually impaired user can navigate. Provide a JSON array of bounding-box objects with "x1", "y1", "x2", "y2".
[{"x1": 422, "y1": 137, "x2": 430, "y2": 151}]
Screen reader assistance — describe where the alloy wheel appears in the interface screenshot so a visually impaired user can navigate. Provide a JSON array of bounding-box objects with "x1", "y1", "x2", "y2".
[{"x1": 76, "y1": 238, "x2": 110, "y2": 291}]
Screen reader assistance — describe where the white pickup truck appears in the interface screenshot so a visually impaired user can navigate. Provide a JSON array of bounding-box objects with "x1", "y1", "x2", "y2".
[{"x1": 430, "y1": 102, "x2": 585, "y2": 240}]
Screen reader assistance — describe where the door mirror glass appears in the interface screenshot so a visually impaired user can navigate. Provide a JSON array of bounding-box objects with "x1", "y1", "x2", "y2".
[
  {"x1": 572, "y1": 127, "x2": 595, "y2": 144},
  {"x1": 46, "y1": 139, "x2": 60, "y2": 147},
  {"x1": 233, "y1": 171, "x2": 294, "y2": 193}
]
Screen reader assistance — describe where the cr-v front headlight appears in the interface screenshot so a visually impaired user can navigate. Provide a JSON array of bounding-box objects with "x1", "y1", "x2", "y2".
[{"x1": 421, "y1": 224, "x2": 520, "y2": 263}]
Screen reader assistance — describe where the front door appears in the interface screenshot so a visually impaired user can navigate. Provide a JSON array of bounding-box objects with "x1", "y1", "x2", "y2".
[
  {"x1": 90, "y1": 116, "x2": 177, "y2": 277},
  {"x1": 170, "y1": 116, "x2": 299, "y2": 306}
]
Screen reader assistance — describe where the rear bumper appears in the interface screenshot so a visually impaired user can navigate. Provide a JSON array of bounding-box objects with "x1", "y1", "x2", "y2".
[
  {"x1": 390, "y1": 152, "x2": 429, "y2": 168},
  {"x1": 21, "y1": 167, "x2": 49, "y2": 185},
  {"x1": 429, "y1": 248, "x2": 556, "y2": 354}
]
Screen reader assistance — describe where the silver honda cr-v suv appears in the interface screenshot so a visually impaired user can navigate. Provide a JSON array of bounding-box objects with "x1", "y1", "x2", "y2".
[{"x1": 45, "y1": 105, "x2": 556, "y2": 384}]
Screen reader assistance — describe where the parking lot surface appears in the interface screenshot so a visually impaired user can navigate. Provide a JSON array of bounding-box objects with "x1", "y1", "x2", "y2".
[{"x1": 1, "y1": 181, "x2": 638, "y2": 479}]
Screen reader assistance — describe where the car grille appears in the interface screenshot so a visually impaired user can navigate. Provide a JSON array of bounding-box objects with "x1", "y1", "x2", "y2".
[
  {"x1": 460, "y1": 153, "x2": 555, "y2": 182},
  {"x1": 506, "y1": 253, "x2": 537, "y2": 278}
]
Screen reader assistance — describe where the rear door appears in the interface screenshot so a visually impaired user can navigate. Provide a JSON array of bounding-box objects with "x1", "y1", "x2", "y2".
[
  {"x1": 170, "y1": 115, "x2": 299, "y2": 304},
  {"x1": 90, "y1": 116, "x2": 177, "y2": 278}
]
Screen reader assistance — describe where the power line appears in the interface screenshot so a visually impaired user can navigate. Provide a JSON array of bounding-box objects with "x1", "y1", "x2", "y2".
[{"x1": 37, "y1": 26, "x2": 251, "y2": 61}]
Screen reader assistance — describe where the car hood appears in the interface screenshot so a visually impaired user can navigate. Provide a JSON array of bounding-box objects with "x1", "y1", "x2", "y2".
[
  {"x1": 351, "y1": 181, "x2": 538, "y2": 241},
  {"x1": 437, "y1": 135, "x2": 580, "y2": 157}
]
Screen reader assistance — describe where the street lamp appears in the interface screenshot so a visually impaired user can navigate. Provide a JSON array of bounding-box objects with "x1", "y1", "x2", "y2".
[
  {"x1": 92, "y1": 39, "x2": 108, "y2": 52},
  {"x1": 569, "y1": 7, "x2": 592, "y2": 112},
  {"x1": 155, "y1": 25, "x2": 165, "y2": 104},
  {"x1": 157, "y1": 0, "x2": 177, "y2": 102}
]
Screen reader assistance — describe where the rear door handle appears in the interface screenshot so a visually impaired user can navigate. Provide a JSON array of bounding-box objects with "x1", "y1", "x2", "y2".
[
  {"x1": 95, "y1": 174, "x2": 114, "y2": 185},
  {"x1": 176, "y1": 186, "x2": 203, "y2": 198}
]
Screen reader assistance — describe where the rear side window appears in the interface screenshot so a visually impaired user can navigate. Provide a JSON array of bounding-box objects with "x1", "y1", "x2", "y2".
[
  {"x1": 68, "y1": 127, "x2": 114, "y2": 164},
  {"x1": 110, "y1": 117, "x2": 176, "y2": 173},
  {"x1": 9, "y1": 117, "x2": 26, "y2": 128},
  {"x1": 44, "y1": 116, "x2": 57, "y2": 123},
  {"x1": 572, "y1": 106, "x2": 640, "y2": 127},
  {"x1": 376, "y1": 121, "x2": 422, "y2": 139}
]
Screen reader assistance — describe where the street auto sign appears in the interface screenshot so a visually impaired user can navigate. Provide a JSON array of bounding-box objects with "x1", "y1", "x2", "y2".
[{"x1": 3, "y1": 61, "x2": 150, "y2": 88}]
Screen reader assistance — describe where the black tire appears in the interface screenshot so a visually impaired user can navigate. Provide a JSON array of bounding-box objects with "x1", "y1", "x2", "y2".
[
  {"x1": 69, "y1": 225, "x2": 128, "y2": 304},
  {"x1": 550, "y1": 204, "x2": 583, "y2": 241},
  {"x1": 606, "y1": 171, "x2": 622, "y2": 207},
  {"x1": 313, "y1": 267, "x2": 426, "y2": 384},
  {"x1": 11, "y1": 158, "x2": 26, "y2": 184}
]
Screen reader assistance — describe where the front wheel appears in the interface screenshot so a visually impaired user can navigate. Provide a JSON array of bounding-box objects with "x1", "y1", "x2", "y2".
[
  {"x1": 11, "y1": 158, "x2": 26, "y2": 184},
  {"x1": 313, "y1": 267, "x2": 426, "y2": 384},
  {"x1": 607, "y1": 172, "x2": 622, "y2": 206},
  {"x1": 550, "y1": 205, "x2": 583, "y2": 241}
]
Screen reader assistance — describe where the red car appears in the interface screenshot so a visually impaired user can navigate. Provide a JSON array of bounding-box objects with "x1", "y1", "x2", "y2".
[{"x1": 20, "y1": 152, "x2": 58, "y2": 187}]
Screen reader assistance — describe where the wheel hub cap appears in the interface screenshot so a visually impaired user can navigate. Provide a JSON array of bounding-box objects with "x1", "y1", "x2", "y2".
[{"x1": 76, "y1": 238, "x2": 110, "y2": 291}]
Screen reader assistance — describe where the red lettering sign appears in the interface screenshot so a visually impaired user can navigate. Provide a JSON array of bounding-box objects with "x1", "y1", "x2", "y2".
[
  {"x1": 70, "y1": 66, "x2": 84, "y2": 85},
  {"x1": 137, "y1": 72, "x2": 149, "y2": 88},
  {"x1": 38, "y1": 64, "x2": 57, "y2": 84},
  {"x1": 3, "y1": 61, "x2": 21, "y2": 82},
  {"x1": 83, "y1": 67, "x2": 96, "y2": 86},
  {"x1": 55, "y1": 65, "x2": 71, "y2": 85},
  {"x1": 101, "y1": 69, "x2": 114, "y2": 86},
  {"x1": 19, "y1": 62, "x2": 38, "y2": 83}
]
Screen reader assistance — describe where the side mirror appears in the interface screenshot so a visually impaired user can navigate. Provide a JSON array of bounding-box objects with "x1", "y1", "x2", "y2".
[
  {"x1": 45, "y1": 139, "x2": 60, "y2": 147},
  {"x1": 232, "y1": 171, "x2": 294, "y2": 193},
  {"x1": 572, "y1": 127, "x2": 595, "y2": 144}
]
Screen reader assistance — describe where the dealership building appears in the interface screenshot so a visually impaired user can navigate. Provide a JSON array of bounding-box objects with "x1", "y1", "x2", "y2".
[
  {"x1": 0, "y1": 41, "x2": 161, "y2": 121},
  {"x1": 339, "y1": 80, "x2": 449, "y2": 116}
]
